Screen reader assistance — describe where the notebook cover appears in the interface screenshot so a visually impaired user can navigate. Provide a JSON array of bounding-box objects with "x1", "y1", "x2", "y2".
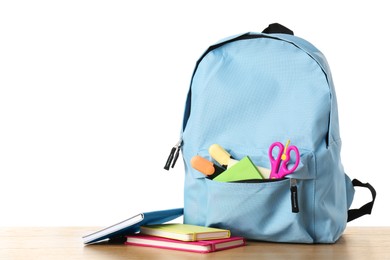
[
  {"x1": 82, "y1": 208, "x2": 183, "y2": 244},
  {"x1": 125, "y1": 234, "x2": 245, "y2": 253},
  {"x1": 140, "y1": 223, "x2": 230, "y2": 241}
]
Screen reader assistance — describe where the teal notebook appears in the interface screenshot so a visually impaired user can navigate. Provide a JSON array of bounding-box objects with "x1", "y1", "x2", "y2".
[
  {"x1": 82, "y1": 208, "x2": 183, "y2": 244},
  {"x1": 213, "y1": 156, "x2": 263, "y2": 182}
]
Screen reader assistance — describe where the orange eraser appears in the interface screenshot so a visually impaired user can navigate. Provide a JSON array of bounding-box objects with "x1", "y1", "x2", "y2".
[{"x1": 190, "y1": 155, "x2": 215, "y2": 176}]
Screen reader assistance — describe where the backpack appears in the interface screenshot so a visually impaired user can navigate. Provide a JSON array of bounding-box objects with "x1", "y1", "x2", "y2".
[{"x1": 165, "y1": 23, "x2": 376, "y2": 243}]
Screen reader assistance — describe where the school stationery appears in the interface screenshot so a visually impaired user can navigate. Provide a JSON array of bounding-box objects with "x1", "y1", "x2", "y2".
[
  {"x1": 125, "y1": 234, "x2": 245, "y2": 253},
  {"x1": 190, "y1": 155, "x2": 224, "y2": 178},
  {"x1": 82, "y1": 208, "x2": 183, "y2": 244},
  {"x1": 165, "y1": 23, "x2": 376, "y2": 243},
  {"x1": 208, "y1": 144, "x2": 234, "y2": 168},
  {"x1": 212, "y1": 156, "x2": 263, "y2": 182},
  {"x1": 140, "y1": 224, "x2": 230, "y2": 241},
  {"x1": 268, "y1": 140, "x2": 300, "y2": 179},
  {"x1": 209, "y1": 144, "x2": 271, "y2": 178}
]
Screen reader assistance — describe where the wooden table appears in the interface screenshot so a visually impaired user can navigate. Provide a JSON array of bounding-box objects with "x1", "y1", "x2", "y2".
[{"x1": 0, "y1": 227, "x2": 389, "y2": 259}]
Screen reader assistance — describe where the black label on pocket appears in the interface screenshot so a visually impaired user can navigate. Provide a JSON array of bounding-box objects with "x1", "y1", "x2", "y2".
[{"x1": 290, "y1": 185, "x2": 299, "y2": 213}]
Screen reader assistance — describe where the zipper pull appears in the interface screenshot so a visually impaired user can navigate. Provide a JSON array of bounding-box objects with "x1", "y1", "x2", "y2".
[
  {"x1": 164, "y1": 139, "x2": 182, "y2": 171},
  {"x1": 290, "y1": 178, "x2": 299, "y2": 213}
]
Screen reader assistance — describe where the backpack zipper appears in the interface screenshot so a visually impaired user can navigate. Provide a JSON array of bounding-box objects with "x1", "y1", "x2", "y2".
[
  {"x1": 164, "y1": 138, "x2": 182, "y2": 171},
  {"x1": 290, "y1": 178, "x2": 299, "y2": 213}
]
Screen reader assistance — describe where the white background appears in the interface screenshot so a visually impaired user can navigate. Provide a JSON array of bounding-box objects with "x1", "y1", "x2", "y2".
[{"x1": 0, "y1": 1, "x2": 388, "y2": 227}]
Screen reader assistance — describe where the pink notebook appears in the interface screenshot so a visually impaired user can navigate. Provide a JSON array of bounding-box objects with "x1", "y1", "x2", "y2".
[{"x1": 125, "y1": 234, "x2": 245, "y2": 253}]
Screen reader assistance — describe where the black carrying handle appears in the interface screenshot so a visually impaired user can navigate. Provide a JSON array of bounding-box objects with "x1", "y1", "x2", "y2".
[
  {"x1": 347, "y1": 179, "x2": 376, "y2": 222},
  {"x1": 262, "y1": 23, "x2": 294, "y2": 35}
]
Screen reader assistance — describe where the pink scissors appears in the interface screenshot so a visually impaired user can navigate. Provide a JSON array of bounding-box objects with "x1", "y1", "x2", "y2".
[{"x1": 268, "y1": 140, "x2": 300, "y2": 179}]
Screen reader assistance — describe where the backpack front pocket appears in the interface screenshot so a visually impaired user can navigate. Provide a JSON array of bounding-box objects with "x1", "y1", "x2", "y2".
[
  {"x1": 204, "y1": 178, "x2": 315, "y2": 243},
  {"x1": 184, "y1": 147, "x2": 316, "y2": 243}
]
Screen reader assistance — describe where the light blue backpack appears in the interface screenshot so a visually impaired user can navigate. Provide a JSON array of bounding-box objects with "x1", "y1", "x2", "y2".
[{"x1": 165, "y1": 23, "x2": 376, "y2": 243}]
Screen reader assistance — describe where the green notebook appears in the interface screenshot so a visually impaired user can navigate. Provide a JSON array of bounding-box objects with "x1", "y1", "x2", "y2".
[
  {"x1": 140, "y1": 224, "x2": 230, "y2": 241},
  {"x1": 213, "y1": 156, "x2": 264, "y2": 182}
]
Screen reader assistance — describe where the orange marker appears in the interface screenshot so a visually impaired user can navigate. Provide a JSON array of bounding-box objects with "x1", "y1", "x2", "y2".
[{"x1": 190, "y1": 155, "x2": 225, "y2": 179}]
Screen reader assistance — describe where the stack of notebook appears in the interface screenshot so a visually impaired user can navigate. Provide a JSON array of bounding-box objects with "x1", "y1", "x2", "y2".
[
  {"x1": 126, "y1": 223, "x2": 245, "y2": 253},
  {"x1": 82, "y1": 208, "x2": 245, "y2": 253}
]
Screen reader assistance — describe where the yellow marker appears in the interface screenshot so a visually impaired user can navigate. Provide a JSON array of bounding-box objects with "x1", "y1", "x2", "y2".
[
  {"x1": 281, "y1": 140, "x2": 290, "y2": 161},
  {"x1": 208, "y1": 144, "x2": 233, "y2": 167}
]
